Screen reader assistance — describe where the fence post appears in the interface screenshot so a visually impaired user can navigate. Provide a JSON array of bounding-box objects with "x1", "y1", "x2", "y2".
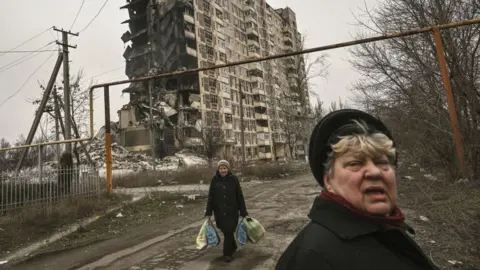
[
  {"x1": 432, "y1": 28, "x2": 467, "y2": 177},
  {"x1": 104, "y1": 86, "x2": 113, "y2": 194},
  {"x1": 38, "y1": 145, "x2": 43, "y2": 183}
]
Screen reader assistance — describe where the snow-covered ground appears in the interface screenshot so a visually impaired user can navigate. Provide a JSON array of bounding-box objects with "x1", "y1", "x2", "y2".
[{"x1": 1, "y1": 139, "x2": 208, "y2": 184}]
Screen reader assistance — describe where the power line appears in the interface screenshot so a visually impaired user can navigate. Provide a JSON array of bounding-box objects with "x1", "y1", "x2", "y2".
[
  {"x1": 0, "y1": 42, "x2": 56, "y2": 73},
  {"x1": 90, "y1": 65, "x2": 125, "y2": 79},
  {"x1": 78, "y1": 0, "x2": 109, "y2": 33},
  {"x1": 0, "y1": 51, "x2": 56, "y2": 108},
  {"x1": 0, "y1": 27, "x2": 52, "y2": 57},
  {"x1": 0, "y1": 50, "x2": 57, "y2": 53},
  {"x1": 70, "y1": 0, "x2": 86, "y2": 31}
]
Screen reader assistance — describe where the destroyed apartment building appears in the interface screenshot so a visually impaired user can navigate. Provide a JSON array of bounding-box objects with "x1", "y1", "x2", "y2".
[{"x1": 118, "y1": 0, "x2": 309, "y2": 161}]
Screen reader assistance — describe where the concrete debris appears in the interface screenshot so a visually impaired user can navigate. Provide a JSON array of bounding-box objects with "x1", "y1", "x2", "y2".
[
  {"x1": 80, "y1": 138, "x2": 208, "y2": 172},
  {"x1": 447, "y1": 260, "x2": 462, "y2": 266},
  {"x1": 419, "y1": 215, "x2": 429, "y2": 222}
]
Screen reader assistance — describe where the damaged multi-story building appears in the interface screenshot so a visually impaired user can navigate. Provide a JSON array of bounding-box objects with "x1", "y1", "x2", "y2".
[{"x1": 119, "y1": 0, "x2": 309, "y2": 161}]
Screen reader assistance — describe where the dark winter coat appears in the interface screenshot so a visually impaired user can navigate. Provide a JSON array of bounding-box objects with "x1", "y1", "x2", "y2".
[
  {"x1": 205, "y1": 172, "x2": 248, "y2": 233},
  {"x1": 275, "y1": 196, "x2": 439, "y2": 270}
]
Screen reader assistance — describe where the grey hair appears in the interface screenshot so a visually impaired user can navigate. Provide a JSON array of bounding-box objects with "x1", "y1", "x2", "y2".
[{"x1": 323, "y1": 120, "x2": 396, "y2": 177}]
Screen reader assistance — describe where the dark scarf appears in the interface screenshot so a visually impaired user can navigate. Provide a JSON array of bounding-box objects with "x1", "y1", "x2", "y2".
[{"x1": 320, "y1": 191, "x2": 406, "y2": 231}]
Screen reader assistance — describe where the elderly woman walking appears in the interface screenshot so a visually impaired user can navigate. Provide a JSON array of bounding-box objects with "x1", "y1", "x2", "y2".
[
  {"x1": 205, "y1": 160, "x2": 248, "y2": 262},
  {"x1": 275, "y1": 109, "x2": 438, "y2": 270}
]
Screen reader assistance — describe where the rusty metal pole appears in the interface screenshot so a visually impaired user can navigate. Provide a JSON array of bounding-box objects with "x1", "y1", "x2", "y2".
[
  {"x1": 104, "y1": 86, "x2": 113, "y2": 193},
  {"x1": 432, "y1": 28, "x2": 467, "y2": 176}
]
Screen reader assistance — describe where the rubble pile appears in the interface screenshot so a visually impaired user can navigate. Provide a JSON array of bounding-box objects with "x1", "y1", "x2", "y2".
[{"x1": 81, "y1": 138, "x2": 208, "y2": 172}]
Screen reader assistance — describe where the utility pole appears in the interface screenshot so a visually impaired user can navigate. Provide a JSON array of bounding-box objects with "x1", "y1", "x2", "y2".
[
  {"x1": 14, "y1": 53, "x2": 64, "y2": 172},
  {"x1": 239, "y1": 82, "x2": 246, "y2": 166},
  {"x1": 54, "y1": 27, "x2": 78, "y2": 154},
  {"x1": 53, "y1": 85, "x2": 61, "y2": 161}
]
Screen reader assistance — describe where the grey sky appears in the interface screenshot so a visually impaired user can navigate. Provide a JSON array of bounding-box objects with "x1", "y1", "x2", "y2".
[{"x1": 0, "y1": 0, "x2": 377, "y2": 143}]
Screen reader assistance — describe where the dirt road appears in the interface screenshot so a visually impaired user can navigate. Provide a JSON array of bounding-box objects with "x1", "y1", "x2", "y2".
[{"x1": 11, "y1": 174, "x2": 318, "y2": 270}]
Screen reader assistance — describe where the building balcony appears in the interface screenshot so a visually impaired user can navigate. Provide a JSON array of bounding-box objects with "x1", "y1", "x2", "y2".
[
  {"x1": 258, "y1": 152, "x2": 272, "y2": 159},
  {"x1": 217, "y1": 75, "x2": 229, "y2": 85},
  {"x1": 212, "y1": 0, "x2": 222, "y2": 10},
  {"x1": 216, "y1": 58, "x2": 226, "y2": 65},
  {"x1": 248, "y1": 51, "x2": 261, "y2": 59},
  {"x1": 286, "y1": 61, "x2": 295, "y2": 69},
  {"x1": 284, "y1": 47, "x2": 294, "y2": 54},
  {"x1": 246, "y1": 14, "x2": 257, "y2": 23},
  {"x1": 221, "y1": 107, "x2": 232, "y2": 114},
  {"x1": 250, "y1": 76, "x2": 264, "y2": 83},
  {"x1": 287, "y1": 72, "x2": 299, "y2": 79},
  {"x1": 186, "y1": 46, "x2": 197, "y2": 57},
  {"x1": 252, "y1": 88, "x2": 266, "y2": 95},
  {"x1": 185, "y1": 29, "x2": 195, "y2": 39},
  {"x1": 247, "y1": 39, "x2": 260, "y2": 47},
  {"x1": 284, "y1": 40, "x2": 293, "y2": 49},
  {"x1": 243, "y1": 3, "x2": 255, "y2": 12},
  {"x1": 283, "y1": 35, "x2": 293, "y2": 43},
  {"x1": 246, "y1": 28, "x2": 259, "y2": 37},
  {"x1": 220, "y1": 90, "x2": 230, "y2": 99},
  {"x1": 256, "y1": 126, "x2": 269, "y2": 133},
  {"x1": 215, "y1": 31, "x2": 225, "y2": 40},
  {"x1": 254, "y1": 113, "x2": 268, "y2": 120},
  {"x1": 214, "y1": 15, "x2": 224, "y2": 26},
  {"x1": 249, "y1": 62, "x2": 262, "y2": 72},
  {"x1": 273, "y1": 136, "x2": 286, "y2": 143},
  {"x1": 254, "y1": 100, "x2": 267, "y2": 108},
  {"x1": 257, "y1": 139, "x2": 271, "y2": 146},
  {"x1": 217, "y1": 45, "x2": 226, "y2": 54},
  {"x1": 223, "y1": 122, "x2": 233, "y2": 129},
  {"x1": 184, "y1": 13, "x2": 194, "y2": 24}
]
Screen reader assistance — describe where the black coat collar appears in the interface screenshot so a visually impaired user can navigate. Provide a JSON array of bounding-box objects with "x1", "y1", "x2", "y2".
[
  {"x1": 215, "y1": 171, "x2": 233, "y2": 180},
  {"x1": 308, "y1": 196, "x2": 414, "y2": 239}
]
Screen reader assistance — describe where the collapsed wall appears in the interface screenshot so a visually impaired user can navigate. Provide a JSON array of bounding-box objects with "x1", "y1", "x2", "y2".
[{"x1": 119, "y1": 0, "x2": 201, "y2": 158}]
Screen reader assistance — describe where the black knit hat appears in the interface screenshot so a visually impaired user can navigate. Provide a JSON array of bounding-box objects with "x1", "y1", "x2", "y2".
[{"x1": 308, "y1": 109, "x2": 396, "y2": 187}]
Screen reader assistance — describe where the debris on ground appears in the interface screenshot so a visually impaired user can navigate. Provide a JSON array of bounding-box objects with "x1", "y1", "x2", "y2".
[{"x1": 81, "y1": 139, "x2": 208, "y2": 172}]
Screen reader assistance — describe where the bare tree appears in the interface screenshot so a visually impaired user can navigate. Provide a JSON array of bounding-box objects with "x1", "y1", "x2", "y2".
[
  {"x1": 0, "y1": 138, "x2": 12, "y2": 171},
  {"x1": 350, "y1": 0, "x2": 480, "y2": 180},
  {"x1": 289, "y1": 36, "x2": 329, "y2": 114},
  {"x1": 279, "y1": 35, "x2": 329, "y2": 158},
  {"x1": 198, "y1": 121, "x2": 225, "y2": 167},
  {"x1": 328, "y1": 97, "x2": 350, "y2": 112},
  {"x1": 36, "y1": 69, "x2": 92, "y2": 164}
]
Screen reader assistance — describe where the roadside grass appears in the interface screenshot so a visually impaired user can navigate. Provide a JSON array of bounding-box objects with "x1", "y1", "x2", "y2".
[
  {"x1": 0, "y1": 193, "x2": 130, "y2": 257},
  {"x1": 33, "y1": 191, "x2": 207, "y2": 253},
  {"x1": 113, "y1": 160, "x2": 310, "y2": 188},
  {"x1": 397, "y1": 165, "x2": 480, "y2": 269}
]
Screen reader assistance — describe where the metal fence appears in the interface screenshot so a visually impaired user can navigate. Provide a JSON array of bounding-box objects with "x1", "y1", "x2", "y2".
[{"x1": 0, "y1": 165, "x2": 102, "y2": 213}]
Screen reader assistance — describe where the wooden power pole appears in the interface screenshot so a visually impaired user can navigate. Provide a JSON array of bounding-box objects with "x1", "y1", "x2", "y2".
[
  {"x1": 147, "y1": 0, "x2": 157, "y2": 169},
  {"x1": 54, "y1": 27, "x2": 78, "y2": 154}
]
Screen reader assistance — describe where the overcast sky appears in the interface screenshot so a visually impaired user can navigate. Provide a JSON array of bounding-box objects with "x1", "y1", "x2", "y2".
[{"x1": 0, "y1": 0, "x2": 378, "y2": 143}]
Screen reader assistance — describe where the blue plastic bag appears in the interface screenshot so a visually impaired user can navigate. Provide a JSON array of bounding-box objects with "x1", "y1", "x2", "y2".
[
  {"x1": 236, "y1": 221, "x2": 248, "y2": 245},
  {"x1": 205, "y1": 221, "x2": 220, "y2": 247}
]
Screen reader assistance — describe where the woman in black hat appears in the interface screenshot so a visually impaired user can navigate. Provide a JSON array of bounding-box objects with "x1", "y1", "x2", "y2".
[
  {"x1": 205, "y1": 159, "x2": 248, "y2": 262},
  {"x1": 275, "y1": 109, "x2": 438, "y2": 270}
]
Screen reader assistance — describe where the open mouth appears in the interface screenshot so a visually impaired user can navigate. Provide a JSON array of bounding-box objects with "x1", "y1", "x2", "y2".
[{"x1": 364, "y1": 186, "x2": 386, "y2": 195}]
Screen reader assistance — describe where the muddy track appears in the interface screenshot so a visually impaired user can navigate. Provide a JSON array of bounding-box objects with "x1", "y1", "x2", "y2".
[{"x1": 10, "y1": 174, "x2": 316, "y2": 270}]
